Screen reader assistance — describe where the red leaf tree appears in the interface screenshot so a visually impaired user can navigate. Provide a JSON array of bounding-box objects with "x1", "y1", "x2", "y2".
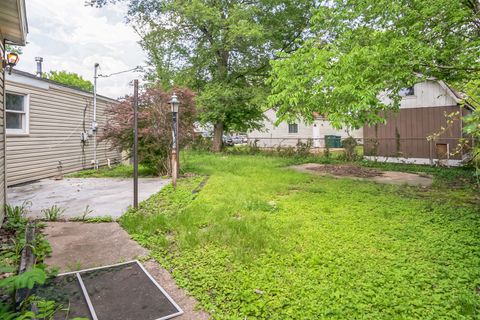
[{"x1": 101, "y1": 87, "x2": 196, "y2": 175}]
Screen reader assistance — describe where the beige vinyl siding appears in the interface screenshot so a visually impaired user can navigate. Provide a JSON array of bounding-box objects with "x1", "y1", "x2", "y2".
[
  {"x1": 0, "y1": 39, "x2": 5, "y2": 224},
  {"x1": 6, "y1": 79, "x2": 121, "y2": 186}
]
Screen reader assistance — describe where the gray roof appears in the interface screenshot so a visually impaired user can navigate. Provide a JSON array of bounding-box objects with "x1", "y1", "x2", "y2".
[{"x1": 11, "y1": 69, "x2": 118, "y2": 102}]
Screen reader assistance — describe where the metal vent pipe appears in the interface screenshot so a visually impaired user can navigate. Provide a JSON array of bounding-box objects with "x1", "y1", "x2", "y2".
[{"x1": 35, "y1": 57, "x2": 43, "y2": 77}]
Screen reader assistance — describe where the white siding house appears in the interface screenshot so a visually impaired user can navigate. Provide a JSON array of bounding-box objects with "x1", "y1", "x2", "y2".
[
  {"x1": 1, "y1": 0, "x2": 28, "y2": 224},
  {"x1": 248, "y1": 109, "x2": 363, "y2": 148},
  {"x1": 5, "y1": 70, "x2": 121, "y2": 186}
]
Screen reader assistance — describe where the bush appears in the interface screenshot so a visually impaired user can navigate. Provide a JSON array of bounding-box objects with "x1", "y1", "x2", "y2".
[
  {"x1": 101, "y1": 87, "x2": 196, "y2": 175},
  {"x1": 341, "y1": 136, "x2": 358, "y2": 161},
  {"x1": 189, "y1": 136, "x2": 212, "y2": 151},
  {"x1": 295, "y1": 138, "x2": 313, "y2": 157}
]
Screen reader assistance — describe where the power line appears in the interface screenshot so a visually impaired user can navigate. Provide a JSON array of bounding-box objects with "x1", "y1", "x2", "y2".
[{"x1": 98, "y1": 66, "x2": 144, "y2": 78}]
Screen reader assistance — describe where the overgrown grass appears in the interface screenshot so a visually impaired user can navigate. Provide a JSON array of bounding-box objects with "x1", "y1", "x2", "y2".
[
  {"x1": 67, "y1": 164, "x2": 157, "y2": 178},
  {"x1": 121, "y1": 151, "x2": 480, "y2": 319}
]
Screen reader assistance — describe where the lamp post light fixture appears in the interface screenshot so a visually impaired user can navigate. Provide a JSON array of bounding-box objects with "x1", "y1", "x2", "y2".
[
  {"x1": 169, "y1": 92, "x2": 180, "y2": 188},
  {"x1": 2, "y1": 52, "x2": 20, "y2": 74}
]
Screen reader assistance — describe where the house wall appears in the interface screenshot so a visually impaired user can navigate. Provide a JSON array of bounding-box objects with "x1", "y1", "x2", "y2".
[
  {"x1": 248, "y1": 109, "x2": 363, "y2": 148},
  {"x1": 364, "y1": 80, "x2": 469, "y2": 160},
  {"x1": 6, "y1": 75, "x2": 121, "y2": 186},
  {"x1": 0, "y1": 40, "x2": 5, "y2": 223},
  {"x1": 364, "y1": 106, "x2": 465, "y2": 159},
  {"x1": 380, "y1": 81, "x2": 458, "y2": 108}
]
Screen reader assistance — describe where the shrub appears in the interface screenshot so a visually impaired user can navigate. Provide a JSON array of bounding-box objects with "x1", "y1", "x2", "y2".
[
  {"x1": 323, "y1": 144, "x2": 331, "y2": 158},
  {"x1": 189, "y1": 136, "x2": 212, "y2": 151},
  {"x1": 295, "y1": 138, "x2": 313, "y2": 157},
  {"x1": 101, "y1": 86, "x2": 196, "y2": 175},
  {"x1": 342, "y1": 136, "x2": 358, "y2": 161}
]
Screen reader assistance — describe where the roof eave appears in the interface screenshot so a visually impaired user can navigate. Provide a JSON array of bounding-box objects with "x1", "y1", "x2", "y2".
[{"x1": 4, "y1": 0, "x2": 28, "y2": 46}]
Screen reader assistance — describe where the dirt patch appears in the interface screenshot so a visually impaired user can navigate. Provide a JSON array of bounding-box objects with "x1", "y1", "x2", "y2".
[
  {"x1": 304, "y1": 164, "x2": 383, "y2": 178},
  {"x1": 292, "y1": 163, "x2": 433, "y2": 187}
]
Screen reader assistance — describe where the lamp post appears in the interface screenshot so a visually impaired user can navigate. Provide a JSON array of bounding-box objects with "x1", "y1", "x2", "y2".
[{"x1": 169, "y1": 93, "x2": 179, "y2": 188}]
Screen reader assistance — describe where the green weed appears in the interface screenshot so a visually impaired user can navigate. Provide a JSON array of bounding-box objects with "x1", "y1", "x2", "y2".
[
  {"x1": 67, "y1": 164, "x2": 157, "y2": 178},
  {"x1": 121, "y1": 151, "x2": 480, "y2": 319},
  {"x1": 41, "y1": 205, "x2": 65, "y2": 221}
]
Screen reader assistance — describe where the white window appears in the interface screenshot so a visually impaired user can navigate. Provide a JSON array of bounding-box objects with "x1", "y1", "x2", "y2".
[
  {"x1": 399, "y1": 86, "x2": 415, "y2": 97},
  {"x1": 6, "y1": 93, "x2": 29, "y2": 135},
  {"x1": 288, "y1": 123, "x2": 298, "y2": 134}
]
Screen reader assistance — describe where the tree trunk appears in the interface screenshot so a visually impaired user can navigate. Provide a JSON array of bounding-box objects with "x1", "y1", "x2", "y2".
[{"x1": 212, "y1": 123, "x2": 224, "y2": 152}]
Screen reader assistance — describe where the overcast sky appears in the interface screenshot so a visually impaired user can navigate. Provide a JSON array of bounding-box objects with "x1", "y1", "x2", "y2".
[{"x1": 17, "y1": 0, "x2": 146, "y2": 98}]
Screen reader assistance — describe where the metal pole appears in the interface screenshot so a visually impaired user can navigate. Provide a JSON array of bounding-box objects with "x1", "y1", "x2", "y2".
[
  {"x1": 171, "y1": 110, "x2": 178, "y2": 188},
  {"x1": 176, "y1": 105, "x2": 180, "y2": 177},
  {"x1": 93, "y1": 63, "x2": 99, "y2": 169},
  {"x1": 133, "y1": 79, "x2": 139, "y2": 209}
]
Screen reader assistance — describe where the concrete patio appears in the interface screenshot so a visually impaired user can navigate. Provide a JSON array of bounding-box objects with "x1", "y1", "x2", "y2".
[{"x1": 7, "y1": 177, "x2": 170, "y2": 219}]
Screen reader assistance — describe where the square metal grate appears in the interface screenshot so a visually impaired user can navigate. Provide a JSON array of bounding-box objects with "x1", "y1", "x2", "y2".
[{"x1": 34, "y1": 260, "x2": 183, "y2": 320}]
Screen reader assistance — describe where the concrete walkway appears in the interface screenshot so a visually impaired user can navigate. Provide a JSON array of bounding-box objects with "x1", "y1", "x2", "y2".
[
  {"x1": 43, "y1": 222, "x2": 209, "y2": 319},
  {"x1": 291, "y1": 163, "x2": 433, "y2": 187},
  {"x1": 8, "y1": 178, "x2": 170, "y2": 219}
]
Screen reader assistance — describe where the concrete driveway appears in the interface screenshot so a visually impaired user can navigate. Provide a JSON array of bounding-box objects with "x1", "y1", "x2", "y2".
[{"x1": 7, "y1": 178, "x2": 170, "y2": 219}]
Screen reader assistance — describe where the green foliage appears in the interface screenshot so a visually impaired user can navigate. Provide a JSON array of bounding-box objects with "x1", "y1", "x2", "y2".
[
  {"x1": 5, "y1": 45, "x2": 23, "y2": 55},
  {"x1": 70, "y1": 216, "x2": 116, "y2": 223},
  {"x1": 0, "y1": 268, "x2": 47, "y2": 293},
  {"x1": 96, "y1": 0, "x2": 315, "y2": 150},
  {"x1": 0, "y1": 204, "x2": 55, "y2": 320},
  {"x1": 0, "y1": 294, "x2": 80, "y2": 320},
  {"x1": 101, "y1": 87, "x2": 196, "y2": 175},
  {"x1": 80, "y1": 205, "x2": 93, "y2": 221},
  {"x1": 269, "y1": 0, "x2": 480, "y2": 128},
  {"x1": 463, "y1": 108, "x2": 480, "y2": 180},
  {"x1": 294, "y1": 138, "x2": 313, "y2": 157},
  {"x1": 120, "y1": 151, "x2": 480, "y2": 319},
  {"x1": 120, "y1": 176, "x2": 204, "y2": 248},
  {"x1": 41, "y1": 205, "x2": 65, "y2": 221},
  {"x1": 44, "y1": 71, "x2": 93, "y2": 92},
  {"x1": 341, "y1": 136, "x2": 358, "y2": 161},
  {"x1": 188, "y1": 136, "x2": 213, "y2": 152},
  {"x1": 68, "y1": 164, "x2": 157, "y2": 178},
  {"x1": 4, "y1": 201, "x2": 30, "y2": 231}
]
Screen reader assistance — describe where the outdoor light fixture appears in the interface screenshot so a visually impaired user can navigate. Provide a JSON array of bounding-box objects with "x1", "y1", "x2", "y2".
[
  {"x1": 169, "y1": 92, "x2": 180, "y2": 188},
  {"x1": 170, "y1": 93, "x2": 179, "y2": 113},
  {"x1": 2, "y1": 52, "x2": 20, "y2": 75}
]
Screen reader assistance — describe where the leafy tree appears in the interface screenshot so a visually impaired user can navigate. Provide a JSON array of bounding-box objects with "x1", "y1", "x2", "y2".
[
  {"x1": 44, "y1": 71, "x2": 94, "y2": 92},
  {"x1": 94, "y1": 0, "x2": 315, "y2": 151},
  {"x1": 5, "y1": 45, "x2": 23, "y2": 55},
  {"x1": 268, "y1": 0, "x2": 480, "y2": 129},
  {"x1": 101, "y1": 87, "x2": 196, "y2": 174}
]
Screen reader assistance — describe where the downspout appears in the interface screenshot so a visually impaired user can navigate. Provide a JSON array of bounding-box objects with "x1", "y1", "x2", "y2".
[{"x1": 92, "y1": 63, "x2": 99, "y2": 169}]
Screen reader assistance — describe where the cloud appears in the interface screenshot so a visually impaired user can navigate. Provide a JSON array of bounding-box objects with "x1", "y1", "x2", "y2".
[{"x1": 16, "y1": 0, "x2": 146, "y2": 98}]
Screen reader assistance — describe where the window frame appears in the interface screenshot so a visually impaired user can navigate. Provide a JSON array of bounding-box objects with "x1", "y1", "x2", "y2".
[
  {"x1": 288, "y1": 123, "x2": 298, "y2": 134},
  {"x1": 399, "y1": 86, "x2": 415, "y2": 97},
  {"x1": 6, "y1": 91, "x2": 30, "y2": 135}
]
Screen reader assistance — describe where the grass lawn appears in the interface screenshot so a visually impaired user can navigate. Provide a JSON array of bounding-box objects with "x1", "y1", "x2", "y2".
[
  {"x1": 67, "y1": 163, "x2": 157, "y2": 178},
  {"x1": 122, "y1": 152, "x2": 479, "y2": 319}
]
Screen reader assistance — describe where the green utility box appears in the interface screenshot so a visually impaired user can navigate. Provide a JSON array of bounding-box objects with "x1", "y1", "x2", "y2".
[{"x1": 325, "y1": 135, "x2": 342, "y2": 148}]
